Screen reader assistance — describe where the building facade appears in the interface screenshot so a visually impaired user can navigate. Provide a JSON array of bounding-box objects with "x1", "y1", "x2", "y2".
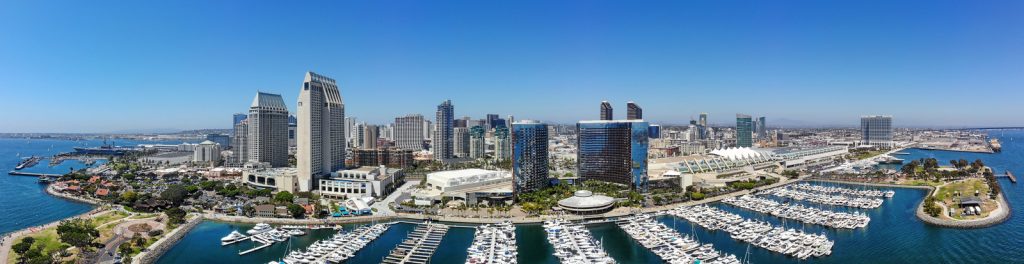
[
  {"x1": 434, "y1": 100, "x2": 454, "y2": 161},
  {"x1": 395, "y1": 114, "x2": 425, "y2": 150},
  {"x1": 861, "y1": 115, "x2": 894, "y2": 148},
  {"x1": 192, "y1": 140, "x2": 221, "y2": 167},
  {"x1": 297, "y1": 72, "x2": 346, "y2": 192},
  {"x1": 512, "y1": 120, "x2": 548, "y2": 197},
  {"x1": 453, "y1": 127, "x2": 470, "y2": 158},
  {"x1": 353, "y1": 148, "x2": 415, "y2": 168},
  {"x1": 232, "y1": 119, "x2": 248, "y2": 164},
  {"x1": 319, "y1": 166, "x2": 405, "y2": 199},
  {"x1": 248, "y1": 92, "x2": 290, "y2": 167},
  {"x1": 469, "y1": 125, "x2": 486, "y2": 159},
  {"x1": 362, "y1": 124, "x2": 378, "y2": 150},
  {"x1": 576, "y1": 120, "x2": 650, "y2": 192},
  {"x1": 626, "y1": 101, "x2": 642, "y2": 120},
  {"x1": 736, "y1": 114, "x2": 753, "y2": 148},
  {"x1": 493, "y1": 126, "x2": 511, "y2": 160},
  {"x1": 600, "y1": 101, "x2": 613, "y2": 120}
]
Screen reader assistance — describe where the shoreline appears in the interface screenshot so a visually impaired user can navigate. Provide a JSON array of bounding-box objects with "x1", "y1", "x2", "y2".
[{"x1": 811, "y1": 178, "x2": 1011, "y2": 229}]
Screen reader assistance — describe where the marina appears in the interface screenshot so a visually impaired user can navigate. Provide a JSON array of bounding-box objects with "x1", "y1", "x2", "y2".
[
  {"x1": 764, "y1": 187, "x2": 886, "y2": 209},
  {"x1": 722, "y1": 195, "x2": 870, "y2": 229},
  {"x1": 465, "y1": 221, "x2": 517, "y2": 264},
  {"x1": 790, "y1": 183, "x2": 896, "y2": 198},
  {"x1": 382, "y1": 222, "x2": 449, "y2": 264},
  {"x1": 619, "y1": 214, "x2": 741, "y2": 264},
  {"x1": 543, "y1": 219, "x2": 616, "y2": 264},
  {"x1": 668, "y1": 205, "x2": 834, "y2": 260},
  {"x1": 273, "y1": 223, "x2": 391, "y2": 264}
]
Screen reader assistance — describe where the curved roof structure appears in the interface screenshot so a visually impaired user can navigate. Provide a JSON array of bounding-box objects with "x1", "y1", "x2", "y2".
[{"x1": 557, "y1": 190, "x2": 615, "y2": 212}]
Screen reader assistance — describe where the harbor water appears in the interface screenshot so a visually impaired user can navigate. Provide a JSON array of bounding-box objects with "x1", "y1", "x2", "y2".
[
  {"x1": 3, "y1": 132, "x2": 1023, "y2": 263},
  {"x1": 0, "y1": 138, "x2": 192, "y2": 235}
]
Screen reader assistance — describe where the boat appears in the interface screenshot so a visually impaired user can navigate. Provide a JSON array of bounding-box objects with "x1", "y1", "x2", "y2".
[
  {"x1": 221, "y1": 231, "x2": 247, "y2": 245},
  {"x1": 288, "y1": 229, "x2": 306, "y2": 236},
  {"x1": 247, "y1": 223, "x2": 273, "y2": 235},
  {"x1": 73, "y1": 140, "x2": 134, "y2": 156},
  {"x1": 14, "y1": 156, "x2": 41, "y2": 170}
]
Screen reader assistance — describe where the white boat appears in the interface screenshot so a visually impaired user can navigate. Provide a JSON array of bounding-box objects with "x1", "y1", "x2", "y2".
[
  {"x1": 247, "y1": 223, "x2": 273, "y2": 235},
  {"x1": 221, "y1": 230, "x2": 247, "y2": 245},
  {"x1": 289, "y1": 229, "x2": 306, "y2": 236}
]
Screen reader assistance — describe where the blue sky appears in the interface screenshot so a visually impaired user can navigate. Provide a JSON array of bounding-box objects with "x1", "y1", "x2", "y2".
[{"x1": 1, "y1": 1, "x2": 1022, "y2": 133}]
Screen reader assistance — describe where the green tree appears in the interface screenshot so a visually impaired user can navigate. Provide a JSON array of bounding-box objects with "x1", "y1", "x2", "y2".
[
  {"x1": 274, "y1": 191, "x2": 295, "y2": 204},
  {"x1": 118, "y1": 242, "x2": 133, "y2": 257},
  {"x1": 120, "y1": 191, "x2": 138, "y2": 205},
  {"x1": 56, "y1": 218, "x2": 99, "y2": 250},
  {"x1": 12, "y1": 237, "x2": 35, "y2": 258},
  {"x1": 164, "y1": 207, "x2": 187, "y2": 225},
  {"x1": 287, "y1": 204, "x2": 306, "y2": 218},
  {"x1": 161, "y1": 185, "x2": 188, "y2": 206}
]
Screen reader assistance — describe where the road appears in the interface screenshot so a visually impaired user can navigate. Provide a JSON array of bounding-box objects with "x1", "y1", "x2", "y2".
[{"x1": 372, "y1": 180, "x2": 419, "y2": 216}]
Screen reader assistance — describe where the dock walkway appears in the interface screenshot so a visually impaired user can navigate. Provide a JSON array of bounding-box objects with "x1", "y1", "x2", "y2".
[{"x1": 382, "y1": 223, "x2": 449, "y2": 264}]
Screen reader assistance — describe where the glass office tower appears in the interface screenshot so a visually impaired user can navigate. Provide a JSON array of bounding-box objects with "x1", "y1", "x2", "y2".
[{"x1": 576, "y1": 120, "x2": 649, "y2": 192}]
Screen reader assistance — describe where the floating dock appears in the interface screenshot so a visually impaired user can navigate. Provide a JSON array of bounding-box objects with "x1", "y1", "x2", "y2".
[
  {"x1": 382, "y1": 223, "x2": 449, "y2": 264},
  {"x1": 1005, "y1": 170, "x2": 1017, "y2": 183}
]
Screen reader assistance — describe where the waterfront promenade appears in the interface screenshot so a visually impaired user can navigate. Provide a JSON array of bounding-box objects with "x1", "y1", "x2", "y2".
[{"x1": 0, "y1": 208, "x2": 108, "y2": 263}]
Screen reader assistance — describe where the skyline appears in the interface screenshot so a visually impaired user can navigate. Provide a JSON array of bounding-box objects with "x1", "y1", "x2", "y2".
[{"x1": 2, "y1": 1, "x2": 1024, "y2": 133}]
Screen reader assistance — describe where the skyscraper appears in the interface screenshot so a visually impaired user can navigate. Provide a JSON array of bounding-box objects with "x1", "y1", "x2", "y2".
[
  {"x1": 486, "y1": 114, "x2": 500, "y2": 129},
  {"x1": 626, "y1": 101, "x2": 642, "y2": 120},
  {"x1": 362, "y1": 124, "x2": 378, "y2": 150},
  {"x1": 232, "y1": 119, "x2": 249, "y2": 164},
  {"x1": 453, "y1": 127, "x2": 469, "y2": 158},
  {"x1": 248, "y1": 92, "x2": 290, "y2": 167},
  {"x1": 469, "y1": 125, "x2": 486, "y2": 159},
  {"x1": 600, "y1": 101, "x2": 613, "y2": 120},
  {"x1": 861, "y1": 115, "x2": 894, "y2": 148},
  {"x1": 756, "y1": 116, "x2": 767, "y2": 140},
  {"x1": 494, "y1": 126, "x2": 511, "y2": 160},
  {"x1": 395, "y1": 114, "x2": 425, "y2": 150},
  {"x1": 736, "y1": 114, "x2": 753, "y2": 148},
  {"x1": 297, "y1": 72, "x2": 345, "y2": 192},
  {"x1": 345, "y1": 117, "x2": 357, "y2": 148},
  {"x1": 512, "y1": 120, "x2": 548, "y2": 198},
  {"x1": 434, "y1": 100, "x2": 454, "y2": 161},
  {"x1": 698, "y1": 112, "x2": 708, "y2": 139},
  {"x1": 576, "y1": 120, "x2": 650, "y2": 192},
  {"x1": 233, "y1": 113, "x2": 248, "y2": 126}
]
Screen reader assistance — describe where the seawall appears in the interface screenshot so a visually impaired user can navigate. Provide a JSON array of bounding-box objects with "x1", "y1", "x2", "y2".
[{"x1": 133, "y1": 215, "x2": 204, "y2": 264}]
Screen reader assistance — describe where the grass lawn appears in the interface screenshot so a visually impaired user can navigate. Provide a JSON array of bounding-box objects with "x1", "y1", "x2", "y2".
[
  {"x1": 903, "y1": 180, "x2": 943, "y2": 187},
  {"x1": 854, "y1": 149, "x2": 887, "y2": 160},
  {"x1": 91, "y1": 211, "x2": 129, "y2": 226},
  {"x1": 7, "y1": 227, "x2": 64, "y2": 264},
  {"x1": 935, "y1": 179, "x2": 989, "y2": 201},
  {"x1": 128, "y1": 213, "x2": 157, "y2": 219}
]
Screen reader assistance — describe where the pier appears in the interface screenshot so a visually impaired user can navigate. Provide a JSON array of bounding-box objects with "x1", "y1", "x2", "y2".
[
  {"x1": 7, "y1": 171, "x2": 62, "y2": 178},
  {"x1": 238, "y1": 242, "x2": 273, "y2": 255},
  {"x1": 382, "y1": 222, "x2": 449, "y2": 264},
  {"x1": 995, "y1": 170, "x2": 1016, "y2": 183}
]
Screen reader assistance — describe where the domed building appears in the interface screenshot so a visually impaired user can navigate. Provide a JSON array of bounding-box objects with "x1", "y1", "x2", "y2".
[{"x1": 556, "y1": 190, "x2": 616, "y2": 215}]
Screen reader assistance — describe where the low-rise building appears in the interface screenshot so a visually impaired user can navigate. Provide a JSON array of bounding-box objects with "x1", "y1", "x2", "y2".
[
  {"x1": 352, "y1": 148, "x2": 415, "y2": 168},
  {"x1": 243, "y1": 166, "x2": 298, "y2": 193},
  {"x1": 318, "y1": 165, "x2": 405, "y2": 200}
]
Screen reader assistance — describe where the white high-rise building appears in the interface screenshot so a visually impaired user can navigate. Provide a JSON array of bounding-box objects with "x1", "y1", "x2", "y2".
[
  {"x1": 248, "y1": 92, "x2": 290, "y2": 167},
  {"x1": 345, "y1": 117, "x2": 357, "y2": 148},
  {"x1": 193, "y1": 140, "x2": 221, "y2": 167},
  {"x1": 453, "y1": 127, "x2": 469, "y2": 158},
  {"x1": 297, "y1": 72, "x2": 345, "y2": 192},
  {"x1": 232, "y1": 119, "x2": 249, "y2": 165},
  {"x1": 395, "y1": 114, "x2": 426, "y2": 150}
]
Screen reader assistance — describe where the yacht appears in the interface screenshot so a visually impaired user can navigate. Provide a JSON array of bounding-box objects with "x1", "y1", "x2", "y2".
[
  {"x1": 247, "y1": 223, "x2": 274, "y2": 235},
  {"x1": 221, "y1": 231, "x2": 246, "y2": 245}
]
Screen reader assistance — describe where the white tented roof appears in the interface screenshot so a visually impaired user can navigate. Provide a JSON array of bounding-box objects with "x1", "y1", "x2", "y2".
[{"x1": 710, "y1": 147, "x2": 769, "y2": 161}]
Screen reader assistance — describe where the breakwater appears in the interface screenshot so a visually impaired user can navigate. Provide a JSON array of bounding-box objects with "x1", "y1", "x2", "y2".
[{"x1": 134, "y1": 215, "x2": 204, "y2": 264}]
